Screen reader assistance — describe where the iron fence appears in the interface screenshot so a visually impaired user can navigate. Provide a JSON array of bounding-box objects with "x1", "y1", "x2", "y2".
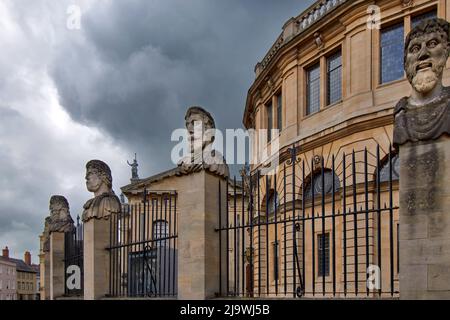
[
  {"x1": 64, "y1": 217, "x2": 84, "y2": 297},
  {"x1": 217, "y1": 144, "x2": 400, "y2": 299},
  {"x1": 107, "y1": 191, "x2": 178, "y2": 298}
]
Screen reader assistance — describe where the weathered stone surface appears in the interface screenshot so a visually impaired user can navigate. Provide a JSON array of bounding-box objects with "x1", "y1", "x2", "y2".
[
  {"x1": 396, "y1": 18, "x2": 450, "y2": 300},
  {"x1": 82, "y1": 160, "x2": 121, "y2": 222},
  {"x1": 50, "y1": 232, "x2": 65, "y2": 300},
  {"x1": 177, "y1": 106, "x2": 229, "y2": 178}
]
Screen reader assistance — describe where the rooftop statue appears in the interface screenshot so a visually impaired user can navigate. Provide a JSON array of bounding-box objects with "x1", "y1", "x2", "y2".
[
  {"x1": 394, "y1": 18, "x2": 450, "y2": 147},
  {"x1": 81, "y1": 160, "x2": 121, "y2": 222}
]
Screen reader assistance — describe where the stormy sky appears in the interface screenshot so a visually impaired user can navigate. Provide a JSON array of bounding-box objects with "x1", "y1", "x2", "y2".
[{"x1": 0, "y1": 0, "x2": 314, "y2": 263}]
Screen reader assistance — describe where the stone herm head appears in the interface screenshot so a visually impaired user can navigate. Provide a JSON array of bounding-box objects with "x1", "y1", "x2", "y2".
[
  {"x1": 185, "y1": 106, "x2": 216, "y2": 150},
  {"x1": 85, "y1": 160, "x2": 113, "y2": 195},
  {"x1": 405, "y1": 18, "x2": 450, "y2": 97},
  {"x1": 49, "y1": 195, "x2": 69, "y2": 219}
]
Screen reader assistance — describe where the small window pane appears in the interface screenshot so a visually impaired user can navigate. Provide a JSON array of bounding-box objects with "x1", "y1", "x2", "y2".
[
  {"x1": 412, "y1": 10, "x2": 437, "y2": 28},
  {"x1": 318, "y1": 233, "x2": 330, "y2": 277},
  {"x1": 267, "y1": 102, "x2": 273, "y2": 142},
  {"x1": 380, "y1": 22, "x2": 404, "y2": 84},
  {"x1": 277, "y1": 93, "x2": 282, "y2": 131},
  {"x1": 306, "y1": 64, "x2": 321, "y2": 115},
  {"x1": 327, "y1": 51, "x2": 342, "y2": 105}
]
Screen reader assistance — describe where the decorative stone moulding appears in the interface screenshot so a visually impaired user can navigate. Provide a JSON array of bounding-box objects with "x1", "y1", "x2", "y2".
[{"x1": 257, "y1": 0, "x2": 348, "y2": 74}]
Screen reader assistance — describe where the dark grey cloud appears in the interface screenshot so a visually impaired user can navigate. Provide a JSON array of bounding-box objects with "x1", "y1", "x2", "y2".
[
  {"x1": 50, "y1": 0, "x2": 314, "y2": 175},
  {"x1": 0, "y1": 0, "x2": 314, "y2": 262}
]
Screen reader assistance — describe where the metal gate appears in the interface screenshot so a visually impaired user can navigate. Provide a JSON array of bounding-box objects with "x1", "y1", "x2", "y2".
[
  {"x1": 107, "y1": 191, "x2": 178, "y2": 298},
  {"x1": 64, "y1": 217, "x2": 84, "y2": 297},
  {"x1": 218, "y1": 144, "x2": 400, "y2": 299}
]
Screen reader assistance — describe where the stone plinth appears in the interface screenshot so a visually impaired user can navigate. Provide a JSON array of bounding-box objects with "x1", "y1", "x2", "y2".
[
  {"x1": 399, "y1": 136, "x2": 450, "y2": 299},
  {"x1": 83, "y1": 218, "x2": 111, "y2": 300},
  {"x1": 176, "y1": 170, "x2": 227, "y2": 300},
  {"x1": 50, "y1": 232, "x2": 65, "y2": 300}
]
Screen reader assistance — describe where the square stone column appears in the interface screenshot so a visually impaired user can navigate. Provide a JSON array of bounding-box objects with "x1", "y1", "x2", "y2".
[
  {"x1": 399, "y1": 136, "x2": 450, "y2": 299},
  {"x1": 50, "y1": 232, "x2": 65, "y2": 300},
  {"x1": 176, "y1": 171, "x2": 227, "y2": 300},
  {"x1": 39, "y1": 251, "x2": 51, "y2": 300},
  {"x1": 83, "y1": 218, "x2": 111, "y2": 300}
]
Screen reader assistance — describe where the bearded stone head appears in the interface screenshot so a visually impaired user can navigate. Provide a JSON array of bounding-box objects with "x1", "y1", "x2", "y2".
[
  {"x1": 405, "y1": 18, "x2": 450, "y2": 95},
  {"x1": 49, "y1": 195, "x2": 69, "y2": 220}
]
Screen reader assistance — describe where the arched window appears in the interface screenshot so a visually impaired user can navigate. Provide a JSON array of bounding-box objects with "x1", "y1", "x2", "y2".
[
  {"x1": 267, "y1": 192, "x2": 278, "y2": 214},
  {"x1": 379, "y1": 153, "x2": 400, "y2": 182},
  {"x1": 304, "y1": 170, "x2": 340, "y2": 200}
]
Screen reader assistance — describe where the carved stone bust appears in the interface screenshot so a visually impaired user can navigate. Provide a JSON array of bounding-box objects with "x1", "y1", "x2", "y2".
[
  {"x1": 42, "y1": 195, "x2": 74, "y2": 252},
  {"x1": 81, "y1": 160, "x2": 121, "y2": 222},
  {"x1": 394, "y1": 18, "x2": 450, "y2": 147},
  {"x1": 177, "y1": 106, "x2": 229, "y2": 178}
]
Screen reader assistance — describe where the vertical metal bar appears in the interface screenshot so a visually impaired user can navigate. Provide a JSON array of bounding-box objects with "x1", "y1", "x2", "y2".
[
  {"x1": 332, "y1": 155, "x2": 336, "y2": 296},
  {"x1": 226, "y1": 179, "x2": 230, "y2": 296},
  {"x1": 158, "y1": 197, "x2": 163, "y2": 296},
  {"x1": 364, "y1": 148, "x2": 370, "y2": 297},
  {"x1": 352, "y1": 151, "x2": 358, "y2": 296},
  {"x1": 219, "y1": 181, "x2": 222, "y2": 297},
  {"x1": 242, "y1": 172, "x2": 245, "y2": 297},
  {"x1": 109, "y1": 213, "x2": 113, "y2": 296},
  {"x1": 173, "y1": 194, "x2": 177, "y2": 296},
  {"x1": 389, "y1": 147, "x2": 394, "y2": 297},
  {"x1": 321, "y1": 156, "x2": 326, "y2": 296},
  {"x1": 376, "y1": 145, "x2": 382, "y2": 297},
  {"x1": 234, "y1": 176, "x2": 238, "y2": 296},
  {"x1": 343, "y1": 152, "x2": 347, "y2": 296},
  {"x1": 163, "y1": 195, "x2": 168, "y2": 296},
  {"x1": 283, "y1": 163, "x2": 287, "y2": 296},
  {"x1": 141, "y1": 197, "x2": 146, "y2": 297},
  {"x1": 257, "y1": 170, "x2": 261, "y2": 297},
  {"x1": 168, "y1": 194, "x2": 172, "y2": 296},
  {"x1": 302, "y1": 161, "x2": 306, "y2": 294},
  {"x1": 249, "y1": 171, "x2": 254, "y2": 298},
  {"x1": 311, "y1": 157, "x2": 315, "y2": 297},
  {"x1": 291, "y1": 146, "x2": 296, "y2": 298},
  {"x1": 274, "y1": 171, "x2": 278, "y2": 296},
  {"x1": 265, "y1": 174, "x2": 270, "y2": 296}
]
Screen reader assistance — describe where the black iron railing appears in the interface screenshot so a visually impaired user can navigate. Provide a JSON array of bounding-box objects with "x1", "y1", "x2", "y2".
[
  {"x1": 217, "y1": 144, "x2": 400, "y2": 299},
  {"x1": 107, "y1": 191, "x2": 178, "y2": 298},
  {"x1": 64, "y1": 217, "x2": 84, "y2": 297}
]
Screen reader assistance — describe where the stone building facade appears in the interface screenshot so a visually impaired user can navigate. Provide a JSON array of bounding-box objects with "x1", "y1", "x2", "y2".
[
  {"x1": 0, "y1": 247, "x2": 17, "y2": 300},
  {"x1": 241, "y1": 0, "x2": 450, "y2": 298}
]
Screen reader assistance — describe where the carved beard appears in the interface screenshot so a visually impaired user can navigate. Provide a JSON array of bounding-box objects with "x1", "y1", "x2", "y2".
[{"x1": 409, "y1": 55, "x2": 447, "y2": 94}]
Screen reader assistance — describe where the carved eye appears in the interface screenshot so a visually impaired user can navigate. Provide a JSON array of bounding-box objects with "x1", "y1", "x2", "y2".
[
  {"x1": 428, "y1": 39, "x2": 438, "y2": 48},
  {"x1": 410, "y1": 45, "x2": 421, "y2": 54}
]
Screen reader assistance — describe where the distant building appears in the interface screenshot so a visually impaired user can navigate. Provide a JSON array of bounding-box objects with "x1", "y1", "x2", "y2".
[
  {"x1": 0, "y1": 247, "x2": 17, "y2": 300},
  {"x1": 1, "y1": 247, "x2": 38, "y2": 300}
]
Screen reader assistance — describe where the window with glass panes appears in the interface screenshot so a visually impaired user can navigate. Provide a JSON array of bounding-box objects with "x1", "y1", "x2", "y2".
[
  {"x1": 318, "y1": 233, "x2": 330, "y2": 277},
  {"x1": 276, "y1": 93, "x2": 282, "y2": 131},
  {"x1": 380, "y1": 22, "x2": 404, "y2": 84},
  {"x1": 306, "y1": 63, "x2": 321, "y2": 115},
  {"x1": 267, "y1": 102, "x2": 273, "y2": 142},
  {"x1": 412, "y1": 10, "x2": 437, "y2": 29},
  {"x1": 327, "y1": 51, "x2": 342, "y2": 105}
]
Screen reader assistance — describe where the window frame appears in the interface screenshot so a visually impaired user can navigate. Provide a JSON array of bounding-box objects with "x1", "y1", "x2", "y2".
[
  {"x1": 379, "y1": 19, "x2": 405, "y2": 85},
  {"x1": 317, "y1": 232, "x2": 331, "y2": 278},
  {"x1": 326, "y1": 50, "x2": 343, "y2": 106},
  {"x1": 306, "y1": 62, "x2": 321, "y2": 116}
]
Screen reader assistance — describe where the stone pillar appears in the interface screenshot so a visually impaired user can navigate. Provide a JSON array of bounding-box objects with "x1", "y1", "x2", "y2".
[
  {"x1": 83, "y1": 218, "x2": 111, "y2": 300},
  {"x1": 39, "y1": 251, "x2": 51, "y2": 300},
  {"x1": 399, "y1": 137, "x2": 450, "y2": 299},
  {"x1": 176, "y1": 171, "x2": 227, "y2": 300},
  {"x1": 49, "y1": 232, "x2": 65, "y2": 300}
]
